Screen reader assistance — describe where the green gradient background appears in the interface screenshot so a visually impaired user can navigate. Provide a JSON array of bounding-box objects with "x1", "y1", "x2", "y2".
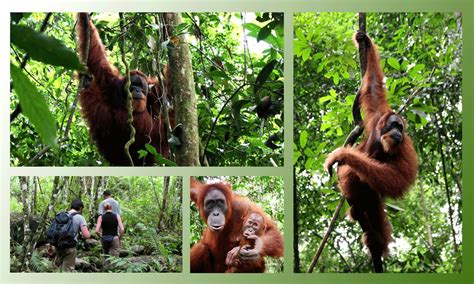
[{"x1": 2, "y1": 0, "x2": 473, "y2": 283}]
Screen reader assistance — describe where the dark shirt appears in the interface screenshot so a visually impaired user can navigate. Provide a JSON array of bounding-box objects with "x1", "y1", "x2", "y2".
[{"x1": 101, "y1": 212, "x2": 118, "y2": 236}]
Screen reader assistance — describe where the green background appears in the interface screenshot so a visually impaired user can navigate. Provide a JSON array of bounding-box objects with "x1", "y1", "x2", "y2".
[{"x1": 2, "y1": 0, "x2": 473, "y2": 283}]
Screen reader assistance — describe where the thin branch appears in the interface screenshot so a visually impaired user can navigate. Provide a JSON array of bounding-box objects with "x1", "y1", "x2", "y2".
[{"x1": 307, "y1": 197, "x2": 345, "y2": 273}]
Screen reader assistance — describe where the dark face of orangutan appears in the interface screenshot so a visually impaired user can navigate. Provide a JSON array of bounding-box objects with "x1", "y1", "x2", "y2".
[
  {"x1": 380, "y1": 114, "x2": 405, "y2": 154},
  {"x1": 129, "y1": 73, "x2": 149, "y2": 113},
  {"x1": 204, "y1": 188, "x2": 228, "y2": 232}
]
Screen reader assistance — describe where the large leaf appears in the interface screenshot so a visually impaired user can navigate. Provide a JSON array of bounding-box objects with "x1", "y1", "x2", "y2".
[
  {"x1": 11, "y1": 24, "x2": 83, "y2": 71},
  {"x1": 254, "y1": 59, "x2": 278, "y2": 95},
  {"x1": 387, "y1": 57, "x2": 400, "y2": 71},
  {"x1": 300, "y1": 130, "x2": 308, "y2": 149},
  {"x1": 10, "y1": 63, "x2": 56, "y2": 147},
  {"x1": 144, "y1": 144, "x2": 176, "y2": 166},
  {"x1": 257, "y1": 25, "x2": 272, "y2": 42},
  {"x1": 243, "y1": 22, "x2": 260, "y2": 35}
]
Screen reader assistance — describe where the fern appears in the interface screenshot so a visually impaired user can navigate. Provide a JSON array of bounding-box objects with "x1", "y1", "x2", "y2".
[{"x1": 29, "y1": 251, "x2": 52, "y2": 272}]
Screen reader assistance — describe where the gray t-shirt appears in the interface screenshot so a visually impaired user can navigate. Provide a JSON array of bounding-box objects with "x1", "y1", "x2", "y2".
[
  {"x1": 68, "y1": 210, "x2": 87, "y2": 241},
  {"x1": 98, "y1": 197, "x2": 121, "y2": 216}
]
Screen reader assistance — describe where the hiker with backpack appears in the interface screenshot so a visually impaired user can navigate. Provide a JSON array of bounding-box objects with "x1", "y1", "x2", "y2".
[
  {"x1": 47, "y1": 199, "x2": 91, "y2": 272},
  {"x1": 95, "y1": 202, "x2": 124, "y2": 256}
]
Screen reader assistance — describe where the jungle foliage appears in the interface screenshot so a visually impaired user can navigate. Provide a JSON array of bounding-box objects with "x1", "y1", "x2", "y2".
[
  {"x1": 10, "y1": 176, "x2": 182, "y2": 272},
  {"x1": 10, "y1": 12, "x2": 284, "y2": 166}
]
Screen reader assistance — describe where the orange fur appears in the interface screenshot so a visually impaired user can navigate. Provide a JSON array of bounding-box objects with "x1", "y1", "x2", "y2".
[
  {"x1": 325, "y1": 32, "x2": 418, "y2": 272},
  {"x1": 76, "y1": 13, "x2": 172, "y2": 165},
  {"x1": 190, "y1": 179, "x2": 283, "y2": 273}
]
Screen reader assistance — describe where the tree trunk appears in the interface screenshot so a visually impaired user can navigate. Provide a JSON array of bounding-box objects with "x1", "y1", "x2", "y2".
[
  {"x1": 79, "y1": 176, "x2": 85, "y2": 199},
  {"x1": 32, "y1": 176, "x2": 38, "y2": 214},
  {"x1": 175, "y1": 177, "x2": 183, "y2": 226},
  {"x1": 150, "y1": 177, "x2": 161, "y2": 207},
  {"x1": 87, "y1": 177, "x2": 93, "y2": 215},
  {"x1": 19, "y1": 177, "x2": 32, "y2": 271},
  {"x1": 90, "y1": 177, "x2": 103, "y2": 227},
  {"x1": 164, "y1": 13, "x2": 200, "y2": 166},
  {"x1": 157, "y1": 176, "x2": 170, "y2": 230}
]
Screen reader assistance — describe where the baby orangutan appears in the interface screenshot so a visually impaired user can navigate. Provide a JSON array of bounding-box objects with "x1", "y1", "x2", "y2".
[{"x1": 226, "y1": 212, "x2": 266, "y2": 273}]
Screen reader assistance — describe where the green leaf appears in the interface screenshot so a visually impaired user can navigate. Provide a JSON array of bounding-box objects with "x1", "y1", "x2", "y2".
[
  {"x1": 137, "y1": 149, "x2": 148, "y2": 159},
  {"x1": 387, "y1": 57, "x2": 400, "y2": 70},
  {"x1": 333, "y1": 72, "x2": 340, "y2": 85},
  {"x1": 300, "y1": 130, "x2": 308, "y2": 149},
  {"x1": 294, "y1": 39, "x2": 309, "y2": 57},
  {"x1": 293, "y1": 150, "x2": 302, "y2": 165},
  {"x1": 254, "y1": 59, "x2": 277, "y2": 95},
  {"x1": 145, "y1": 144, "x2": 159, "y2": 156},
  {"x1": 410, "y1": 63, "x2": 426, "y2": 73},
  {"x1": 301, "y1": 48, "x2": 312, "y2": 62},
  {"x1": 173, "y1": 22, "x2": 191, "y2": 35},
  {"x1": 209, "y1": 69, "x2": 230, "y2": 80},
  {"x1": 145, "y1": 144, "x2": 176, "y2": 166},
  {"x1": 304, "y1": 157, "x2": 314, "y2": 170},
  {"x1": 319, "y1": 95, "x2": 333, "y2": 104},
  {"x1": 11, "y1": 24, "x2": 83, "y2": 71},
  {"x1": 409, "y1": 64, "x2": 426, "y2": 78},
  {"x1": 10, "y1": 64, "x2": 56, "y2": 147},
  {"x1": 243, "y1": 23, "x2": 260, "y2": 35},
  {"x1": 257, "y1": 25, "x2": 272, "y2": 42}
]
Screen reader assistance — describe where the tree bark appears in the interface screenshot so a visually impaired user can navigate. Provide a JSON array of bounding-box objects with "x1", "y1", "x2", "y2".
[
  {"x1": 87, "y1": 177, "x2": 93, "y2": 217},
  {"x1": 19, "y1": 177, "x2": 32, "y2": 271},
  {"x1": 90, "y1": 177, "x2": 103, "y2": 227},
  {"x1": 164, "y1": 13, "x2": 200, "y2": 166},
  {"x1": 32, "y1": 177, "x2": 38, "y2": 214},
  {"x1": 79, "y1": 176, "x2": 85, "y2": 199},
  {"x1": 150, "y1": 177, "x2": 161, "y2": 207},
  {"x1": 157, "y1": 176, "x2": 170, "y2": 230},
  {"x1": 175, "y1": 177, "x2": 183, "y2": 226}
]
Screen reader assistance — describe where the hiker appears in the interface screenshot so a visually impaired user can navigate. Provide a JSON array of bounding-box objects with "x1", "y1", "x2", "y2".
[
  {"x1": 95, "y1": 202, "x2": 124, "y2": 256},
  {"x1": 47, "y1": 199, "x2": 91, "y2": 272},
  {"x1": 98, "y1": 190, "x2": 121, "y2": 216}
]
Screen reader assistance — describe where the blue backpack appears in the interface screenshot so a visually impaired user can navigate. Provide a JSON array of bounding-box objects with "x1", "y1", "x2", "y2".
[{"x1": 47, "y1": 212, "x2": 78, "y2": 249}]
